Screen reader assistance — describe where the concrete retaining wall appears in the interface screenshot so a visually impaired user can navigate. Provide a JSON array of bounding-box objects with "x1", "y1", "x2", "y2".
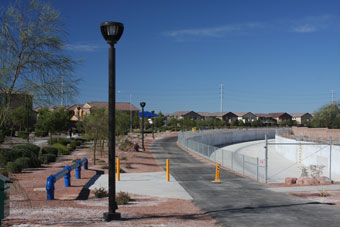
[
  {"x1": 191, "y1": 129, "x2": 280, "y2": 147},
  {"x1": 275, "y1": 135, "x2": 340, "y2": 179}
]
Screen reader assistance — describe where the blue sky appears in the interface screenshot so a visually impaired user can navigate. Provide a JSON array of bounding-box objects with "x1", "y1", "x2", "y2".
[{"x1": 4, "y1": 0, "x2": 340, "y2": 114}]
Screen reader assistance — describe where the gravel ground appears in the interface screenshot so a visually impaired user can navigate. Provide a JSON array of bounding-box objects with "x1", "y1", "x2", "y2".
[{"x1": 2, "y1": 132, "x2": 219, "y2": 227}]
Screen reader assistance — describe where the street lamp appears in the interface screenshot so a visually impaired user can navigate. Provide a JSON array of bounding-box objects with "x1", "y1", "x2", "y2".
[
  {"x1": 77, "y1": 106, "x2": 81, "y2": 121},
  {"x1": 151, "y1": 110, "x2": 155, "y2": 140},
  {"x1": 100, "y1": 21, "x2": 124, "y2": 222},
  {"x1": 140, "y1": 102, "x2": 146, "y2": 150}
]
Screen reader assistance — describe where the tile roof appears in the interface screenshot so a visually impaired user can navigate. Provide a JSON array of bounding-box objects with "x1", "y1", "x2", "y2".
[
  {"x1": 85, "y1": 102, "x2": 139, "y2": 111},
  {"x1": 234, "y1": 112, "x2": 251, "y2": 117},
  {"x1": 266, "y1": 112, "x2": 291, "y2": 118},
  {"x1": 173, "y1": 111, "x2": 193, "y2": 116},
  {"x1": 290, "y1": 113, "x2": 311, "y2": 118}
]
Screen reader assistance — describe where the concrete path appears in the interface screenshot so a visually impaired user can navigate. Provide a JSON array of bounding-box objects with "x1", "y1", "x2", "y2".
[
  {"x1": 89, "y1": 171, "x2": 192, "y2": 200},
  {"x1": 268, "y1": 184, "x2": 340, "y2": 193},
  {"x1": 151, "y1": 136, "x2": 340, "y2": 227}
]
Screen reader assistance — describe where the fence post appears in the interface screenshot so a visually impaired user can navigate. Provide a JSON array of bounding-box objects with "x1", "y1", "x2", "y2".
[
  {"x1": 83, "y1": 158, "x2": 88, "y2": 170},
  {"x1": 265, "y1": 134, "x2": 268, "y2": 184},
  {"x1": 46, "y1": 175, "x2": 56, "y2": 200},
  {"x1": 75, "y1": 160, "x2": 82, "y2": 179},
  {"x1": 256, "y1": 157, "x2": 259, "y2": 182},
  {"x1": 330, "y1": 136, "x2": 332, "y2": 180},
  {"x1": 64, "y1": 165, "x2": 71, "y2": 187},
  {"x1": 222, "y1": 149, "x2": 224, "y2": 167}
]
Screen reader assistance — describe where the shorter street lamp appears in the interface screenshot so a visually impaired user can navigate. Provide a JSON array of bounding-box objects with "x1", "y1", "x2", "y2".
[
  {"x1": 140, "y1": 102, "x2": 146, "y2": 150},
  {"x1": 77, "y1": 106, "x2": 81, "y2": 120},
  {"x1": 100, "y1": 21, "x2": 124, "y2": 222},
  {"x1": 151, "y1": 110, "x2": 155, "y2": 139}
]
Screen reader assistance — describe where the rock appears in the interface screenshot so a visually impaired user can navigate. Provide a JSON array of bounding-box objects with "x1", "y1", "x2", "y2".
[
  {"x1": 285, "y1": 177, "x2": 297, "y2": 185},
  {"x1": 318, "y1": 176, "x2": 333, "y2": 185},
  {"x1": 296, "y1": 177, "x2": 318, "y2": 185}
]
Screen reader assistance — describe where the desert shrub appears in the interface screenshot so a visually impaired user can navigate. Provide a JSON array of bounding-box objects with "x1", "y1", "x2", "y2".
[
  {"x1": 48, "y1": 137, "x2": 71, "y2": 146},
  {"x1": 42, "y1": 146, "x2": 58, "y2": 156},
  {"x1": 72, "y1": 158, "x2": 80, "y2": 163},
  {"x1": 309, "y1": 165, "x2": 325, "y2": 179},
  {"x1": 101, "y1": 165, "x2": 108, "y2": 169},
  {"x1": 69, "y1": 141, "x2": 78, "y2": 150},
  {"x1": 17, "y1": 131, "x2": 28, "y2": 139},
  {"x1": 12, "y1": 144, "x2": 39, "y2": 158},
  {"x1": 39, "y1": 154, "x2": 56, "y2": 164},
  {"x1": 0, "y1": 149, "x2": 16, "y2": 167},
  {"x1": 52, "y1": 143, "x2": 70, "y2": 155},
  {"x1": 119, "y1": 138, "x2": 133, "y2": 151},
  {"x1": 15, "y1": 157, "x2": 31, "y2": 169},
  {"x1": 116, "y1": 192, "x2": 131, "y2": 205},
  {"x1": 0, "y1": 169, "x2": 8, "y2": 177},
  {"x1": 94, "y1": 187, "x2": 108, "y2": 198},
  {"x1": 7, "y1": 162, "x2": 22, "y2": 173},
  {"x1": 14, "y1": 144, "x2": 40, "y2": 156},
  {"x1": 35, "y1": 128, "x2": 48, "y2": 137},
  {"x1": 0, "y1": 130, "x2": 5, "y2": 144}
]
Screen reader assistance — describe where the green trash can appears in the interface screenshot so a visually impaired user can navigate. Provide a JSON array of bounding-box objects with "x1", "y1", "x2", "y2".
[{"x1": 0, "y1": 174, "x2": 10, "y2": 224}]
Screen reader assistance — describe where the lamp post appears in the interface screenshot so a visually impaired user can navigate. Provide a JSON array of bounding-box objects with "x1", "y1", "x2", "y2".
[
  {"x1": 151, "y1": 110, "x2": 155, "y2": 140},
  {"x1": 100, "y1": 21, "x2": 124, "y2": 221},
  {"x1": 77, "y1": 106, "x2": 81, "y2": 121},
  {"x1": 140, "y1": 102, "x2": 146, "y2": 150}
]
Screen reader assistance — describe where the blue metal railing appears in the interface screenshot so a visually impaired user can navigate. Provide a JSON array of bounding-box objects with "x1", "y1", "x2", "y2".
[{"x1": 46, "y1": 158, "x2": 88, "y2": 200}]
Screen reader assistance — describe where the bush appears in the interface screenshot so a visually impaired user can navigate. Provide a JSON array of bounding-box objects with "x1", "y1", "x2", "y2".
[
  {"x1": 0, "y1": 130, "x2": 5, "y2": 144},
  {"x1": 0, "y1": 169, "x2": 8, "y2": 177},
  {"x1": 35, "y1": 129, "x2": 48, "y2": 137},
  {"x1": 0, "y1": 148, "x2": 15, "y2": 167},
  {"x1": 7, "y1": 162, "x2": 22, "y2": 173},
  {"x1": 93, "y1": 187, "x2": 108, "y2": 198},
  {"x1": 116, "y1": 192, "x2": 131, "y2": 205},
  {"x1": 39, "y1": 154, "x2": 56, "y2": 164},
  {"x1": 15, "y1": 157, "x2": 31, "y2": 169},
  {"x1": 52, "y1": 143, "x2": 70, "y2": 155},
  {"x1": 42, "y1": 146, "x2": 58, "y2": 156},
  {"x1": 72, "y1": 158, "x2": 80, "y2": 163},
  {"x1": 69, "y1": 140, "x2": 78, "y2": 151},
  {"x1": 119, "y1": 138, "x2": 133, "y2": 151},
  {"x1": 48, "y1": 137, "x2": 71, "y2": 146},
  {"x1": 12, "y1": 144, "x2": 40, "y2": 157},
  {"x1": 17, "y1": 131, "x2": 28, "y2": 139}
]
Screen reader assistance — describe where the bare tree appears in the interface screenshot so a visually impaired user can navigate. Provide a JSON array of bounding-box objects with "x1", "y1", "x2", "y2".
[{"x1": 0, "y1": 0, "x2": 80, "y2": 128}]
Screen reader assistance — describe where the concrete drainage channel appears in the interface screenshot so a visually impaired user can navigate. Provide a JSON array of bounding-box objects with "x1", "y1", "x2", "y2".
[{"x1": 178, "y1": 128, "x2": 289, "y2": 183}]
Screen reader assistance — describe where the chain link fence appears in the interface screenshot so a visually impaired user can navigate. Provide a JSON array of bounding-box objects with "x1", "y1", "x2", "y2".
[{"x1": 178, "y1": 128, "x2": 289, "y2": 182}]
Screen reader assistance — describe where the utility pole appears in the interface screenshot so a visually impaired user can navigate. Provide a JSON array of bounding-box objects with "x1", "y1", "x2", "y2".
[
  {"x1": 61, "y1": 75, "x2": 64, "y2": 106},
  {"x1": 220, "y1": 84, "x2": 223, "y2": 112},
  {"x1": 130, "y1": 94, "x2": 132, "y2": 133},
  {"x1": 331, "y1": 90, "x2": 334, "y2": 104}
]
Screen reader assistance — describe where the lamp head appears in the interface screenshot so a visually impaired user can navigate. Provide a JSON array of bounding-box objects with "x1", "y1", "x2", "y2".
[
  {"x1": 100, "y1": 21, "x2": 124, "y2": 45},
  {"x1": 140, "y1": 102, "x2": 146, "y2": 108}
]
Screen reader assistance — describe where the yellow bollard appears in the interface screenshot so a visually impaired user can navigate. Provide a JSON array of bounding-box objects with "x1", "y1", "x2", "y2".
[
  {"x1": 214, "y1": 163, "x2": 221, "y2": 183},
  {"x1": 117, "y1": 158, "x2": 120, "y2": 181},
  {"x1": 166, "y1": 159, "x2": 170, "y2": 182}
]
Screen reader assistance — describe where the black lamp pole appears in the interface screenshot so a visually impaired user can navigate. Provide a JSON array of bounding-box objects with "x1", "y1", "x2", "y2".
[
  {"x1": 77, "y1": 106, "x2": 81, "y2": 120},
  {"x1": 140, "y1": 102, "x2": 146, "y2": 150},
  {"x1": 151, "y1": 110, "x2": 155, "y2": 139},
  {"x1": 100, "y1": 21, "x2": 124, "y2": 222}
]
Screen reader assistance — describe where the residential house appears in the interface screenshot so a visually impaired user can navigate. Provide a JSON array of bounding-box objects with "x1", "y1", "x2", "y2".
[
  {"x1": 172, "y1": 111, "x2": 202, "y2": 120},
  {"x1": 266, "y1": 112, "x2": 292, "y2": 123},
  {"x1": 234, "y1": 112, "x2": 257, "y2": 123},
  {"x1": 215, "y1": 112, "x2": 238, "y2": 122},
  {"x1": 68, "y1": 104, "x2": 84, "y2": 121},
  {"x1": 197, "y1": 112, "x2": 216, "y2": 120},
  {"x1": 290, "y1": 113, "x2": 313, "y2": 124},
  {"x1": 82, "y1": 101, "x2": 139, "y2": 117}
]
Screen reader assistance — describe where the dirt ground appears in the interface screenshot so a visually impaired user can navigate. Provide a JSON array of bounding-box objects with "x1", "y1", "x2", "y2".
[{"x1": 2, "y1": 132, "x2": 220, "y2": 226}]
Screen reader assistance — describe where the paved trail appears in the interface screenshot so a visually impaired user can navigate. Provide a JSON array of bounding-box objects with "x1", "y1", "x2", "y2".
[{"x1": 151, "y1": 136, "x2": 340, "y2": 227}]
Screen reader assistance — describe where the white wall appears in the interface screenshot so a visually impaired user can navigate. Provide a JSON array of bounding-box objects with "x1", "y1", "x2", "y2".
[{"x1": 275, "y1": 135, "x2": 340, "y2": 180}]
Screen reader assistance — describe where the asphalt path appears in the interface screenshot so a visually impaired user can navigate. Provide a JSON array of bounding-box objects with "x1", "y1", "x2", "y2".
[{"x1": 151, "y1": 136, "x2": 340, "y2": 227}]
